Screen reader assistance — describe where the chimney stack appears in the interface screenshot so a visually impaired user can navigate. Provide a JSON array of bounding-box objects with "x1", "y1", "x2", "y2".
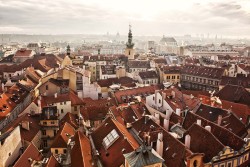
[
  {"x1": 171, "y1": 90, "x2": 175, "y2": 98},
  {"x1": 54, "y1": 93, "x2": 57, "y2": 98},
  {"x1": 21, "y1": 121, "x2": 30, "y2": 131},
  {"x1": 185, "y1": 134, "x2": 191, "y2": 149},
  {"x1": 164, "y1": 119, "x2": 169, "y2": 131},
  {"x1": 176, "y1": 108, "x2": 181, "y2": 116},
  {"x1": 1, "y1": 83, "x2": 4, "y2": 92},
  {"x1": 205, "y1": 126, "x2": 211, "y2": 132},
  {"x1": 197, "y1": 119, "x2": 201, "y2": 126},
  {"x1": 218, "y1": 115, "x2": 222, "y2": 125},
  {"x1": 156, "y1": 132, "x2": 163, "y2": 157}
]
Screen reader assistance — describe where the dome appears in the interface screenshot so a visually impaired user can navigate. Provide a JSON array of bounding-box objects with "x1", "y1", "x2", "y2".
[{"x1": 160, "y1": 36, "x2": 177, "y2": 44}]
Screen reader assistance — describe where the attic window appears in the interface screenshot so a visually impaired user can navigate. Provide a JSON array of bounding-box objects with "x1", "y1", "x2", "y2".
[{"x1": 103, "y1": 129, "x2": 119, "y2": 149}]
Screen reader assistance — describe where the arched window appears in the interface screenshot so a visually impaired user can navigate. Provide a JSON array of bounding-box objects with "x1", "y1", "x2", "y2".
[{"x1": 193, "y1": 160, "x2": 197, "y2": 167}]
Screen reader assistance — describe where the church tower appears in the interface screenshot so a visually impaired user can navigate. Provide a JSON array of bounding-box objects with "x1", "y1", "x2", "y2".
[
  {"x1": 66, "y1": 44, "x2": 71, "y2": 56},
  {"x1": 125, "y1": 25, "x2": 135, "y2": 60}
]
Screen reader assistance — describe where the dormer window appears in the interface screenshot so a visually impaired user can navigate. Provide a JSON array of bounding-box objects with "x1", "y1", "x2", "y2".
[{"x1": 103, "y1": 129, "x2": 119, "y2": 149}]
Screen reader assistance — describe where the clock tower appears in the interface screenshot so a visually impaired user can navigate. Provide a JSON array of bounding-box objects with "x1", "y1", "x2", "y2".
[{"x1": 125, "y1": 25, "x2": 135, "y2": 60}]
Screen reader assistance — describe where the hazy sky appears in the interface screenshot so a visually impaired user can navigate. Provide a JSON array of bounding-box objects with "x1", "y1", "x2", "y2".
[{"x1": 0, "y1": 0, "x2": 250, "y2": 38}]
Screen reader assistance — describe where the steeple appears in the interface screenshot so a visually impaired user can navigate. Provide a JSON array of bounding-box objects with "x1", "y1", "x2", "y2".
[
  {"x1": 126, "y1": 25, "x2": 134, "y2": 49},
  {"x1": 66, "y1": 44, "x2": 71, "y2": 56}
]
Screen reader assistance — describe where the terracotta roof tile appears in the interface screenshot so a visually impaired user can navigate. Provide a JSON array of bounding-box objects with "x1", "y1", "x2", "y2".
[
  {"x1": 91, "y1": 117, "x2": 139, "y2": 167},
  {"x1": 71, "y1": 131, "x2": 93, "y2": 167},
  {"x1": 131, "y1": 117, "x2": 188, "y2": 167},
  {"x1": 185, "y1": 123, "x2": 224, "y2": 163},
  {"x1": 215, "y1": 85, "x2": 250, "y2": 106},
  {"x1": 13, "y1": 143, "x2": 43, "y2": 167},
  {"x1": 1, "y1": 113, "x2": 40, "y2": 142},
  {"x1": 182, "y1": 111, "x2": 245, "y2": 151},
  {"x1": 45, "y1": 155, "x2": 60, "y2": 167},
  {"x1": 51, "y1": 122, "x2": 75, "y2": 148}
]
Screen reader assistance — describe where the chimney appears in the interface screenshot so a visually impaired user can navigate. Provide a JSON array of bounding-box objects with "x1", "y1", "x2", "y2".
[
  {"x1": 190, "y1": 94, "x2": 194, "y2": 99},
  {"x1": 156, "y1": 132, "x2": 163, "y2": 157},
  {"x1": 154, "y1": 113, "x2": 160, "y2": 120},
  {"x1": 217, "y1": 115, "x2": 222, "y2": 125},
  {"x1": 176, "y1": 108, "x2": 181, "y2": 116},
  {"x1": 164, "y1": 119, "x2": 169, "y2": 131},
  {"x1": 205, "y1": 126, "x2": 211, "y2": 132},
  {"x1": 185, "y1": 134, "x2": 191, "y2": 149},
  {"x1": 54, "y1": 93, "x2": 57, "y2": 98},
  {"x1": 171, "y1": 90, "x2": 175, "y2": 98},
  {"x1": 37, "y1": 99, "x2": 41, "y2": 114},
  {"x1": 1, "y1": 83, "x2": 4, "y2": 92},
  {"x1": 21, "y1": 121, "x2": 30, "y2": 131},
  {"x1": 197, "y1": 119, "x2": 201, "y2": 126}
]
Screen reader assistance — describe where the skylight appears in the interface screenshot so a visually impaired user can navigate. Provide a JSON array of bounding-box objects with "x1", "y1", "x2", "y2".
[{"x1": 103, "y1": 129, "x2": 119, "y2": 149}]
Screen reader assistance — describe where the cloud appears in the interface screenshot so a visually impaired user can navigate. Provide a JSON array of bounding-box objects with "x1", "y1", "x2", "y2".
[{"x1": 0, "y1": 0, "x2": 249, "y2": 37}]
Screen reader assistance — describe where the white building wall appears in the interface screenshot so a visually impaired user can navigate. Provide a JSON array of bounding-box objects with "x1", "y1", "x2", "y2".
[{"x1": 0, "y1": 126, "x2": 22, "y2": 167}]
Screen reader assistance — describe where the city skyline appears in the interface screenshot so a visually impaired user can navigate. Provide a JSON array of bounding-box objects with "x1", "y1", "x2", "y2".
[{"x1": 0, "y1": 0, "x2": 250, "y2": 38}]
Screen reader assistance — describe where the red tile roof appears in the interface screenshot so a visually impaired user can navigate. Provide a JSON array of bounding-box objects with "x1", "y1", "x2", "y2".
[
  {"x1": 198, "y1": 95, "x2": 250, "y2": 124},
  {"x1": 114, "y1": 85, "x2": 164, "y2": 104},
  {"x1": 181, "y1": 65, "x2": 225, "y2": 79},
  {"x1": 13, "y1": 143, "x2": 43, "y2": 167},
  {"x1": 71, "y1": 131, "x2": 93, "y2": 167},
  {"x1": 51, "y1": 122, "x2": 75, "y2": 148},
  {"x1": 1, "y1": 113, "x2": 40, "y2": 142},
  {"x1": 215, "y1": 84, "x2": 250, "y2": 106},
  {"x1": 14, "y1": 49, "x2": 33, "y2": 57},
  {"x1": 138, "y1": 71, "x2": 158, "y2": 79},
  {"x1": 60, "y1": 113, "x2": 79, "y2": 129},
  {"x1": 131, "y1": 116, "x2": 188, "y2": 167},
  {"x1": 185, "y1": 123, "x2": 224, "y2": 163},
  {"x1": 45, "y1": 155, "x2": 60, "y2": 167},
  {"x1": 183, "y1": 111, "x2": 245, "y2": 151},
  {"x1": 91, "y1": 117, "x2": 139, "y2": 167},
  {"x1": 97, "y1": 77, "x2": 136, "y2": 88}
]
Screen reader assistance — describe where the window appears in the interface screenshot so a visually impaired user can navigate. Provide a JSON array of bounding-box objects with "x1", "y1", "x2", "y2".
[
  {"x1": 43, "y1": 121, "x2": 47, "y2": 125},
  {"x1": 193, "y1": 160, "x2": 197, "y2": 167},
  {"x1": 227, "y1": 162, "x2": 232, "y2": 167},
  {"x1": 9, "y1": 152, "x2": 11, "y2": 156},
  {"x1": 74, "y1": 106, "x2": 77, "y2": 111},
  {"x1": 63, "y1": 149, "x2": 67, "y2": 154},
  {"x1": 103, "y1": 129, "x2": 119, "y2": 149},
  {"x1": 55, "y1": 149, "x2": 58, "y2": 154},
  {"x1": 42, "y1": 130, "x2": 46, "y2": 135},
  {"x1": 61, "y1": 109, "x2": 64, "y2": 113},
  {"x1": 153, "y1": 96, "x2": 155, "y2": 100},
  {"x1": 220, "y1": 164, "x2": 225, "y2": 167},
  {"x1": 64, "y1": 102, "x2": 66, "y2": 105},
  {"x1": 177, "y1": 76, "x2": 180, "y2": 79},
  {"x1": 46, "y1": 85, "x2": 48, "y2": 90},
  {"x1": 172, "y1": 76, "x2": 175, "y2": 79},
  {"x1": 159, "y1": 99, "x2": 161, "y2": 103},
  {"x1": 51, "y1": 121, "x2": 55, "y2": 124},
  {"x1": 43, "y1": 140, "x2": 48, "y2": 147},
  {"x1": 60, "y1": 102, "x2": 63, "y2": 105}
]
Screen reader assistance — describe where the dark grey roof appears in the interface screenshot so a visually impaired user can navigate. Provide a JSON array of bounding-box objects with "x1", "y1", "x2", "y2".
[
  {"x1": 123, "y1": 145, "x2": 164, "y2": 167},
  {"x1": 160, "y1": 37, "x2": 177, "y2": 43}
]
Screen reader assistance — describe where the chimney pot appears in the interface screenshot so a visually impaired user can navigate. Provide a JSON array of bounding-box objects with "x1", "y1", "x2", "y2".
[
  {"x1": 197, "y1": 119, "x2": 201, "y2": 126},
  {"x1": 185, "y1": 134, "x2": 191, "y2": 149},
  {"x1": 205, "y1": 126, "x2": 211, "y2": 132}
]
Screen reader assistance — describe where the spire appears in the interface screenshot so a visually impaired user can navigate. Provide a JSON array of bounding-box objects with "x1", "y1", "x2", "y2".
[
  {"x1": 126, "y1": 24, "x2": 134, "y2": 49},
  {"x1": 66, "y1": 44, "x2": 71, "y2": 56}
]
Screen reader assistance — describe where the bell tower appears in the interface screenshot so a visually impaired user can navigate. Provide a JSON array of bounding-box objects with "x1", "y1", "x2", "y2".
[{"x1": 125, "y1": 25, "x2": 135, "y2": 60}]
